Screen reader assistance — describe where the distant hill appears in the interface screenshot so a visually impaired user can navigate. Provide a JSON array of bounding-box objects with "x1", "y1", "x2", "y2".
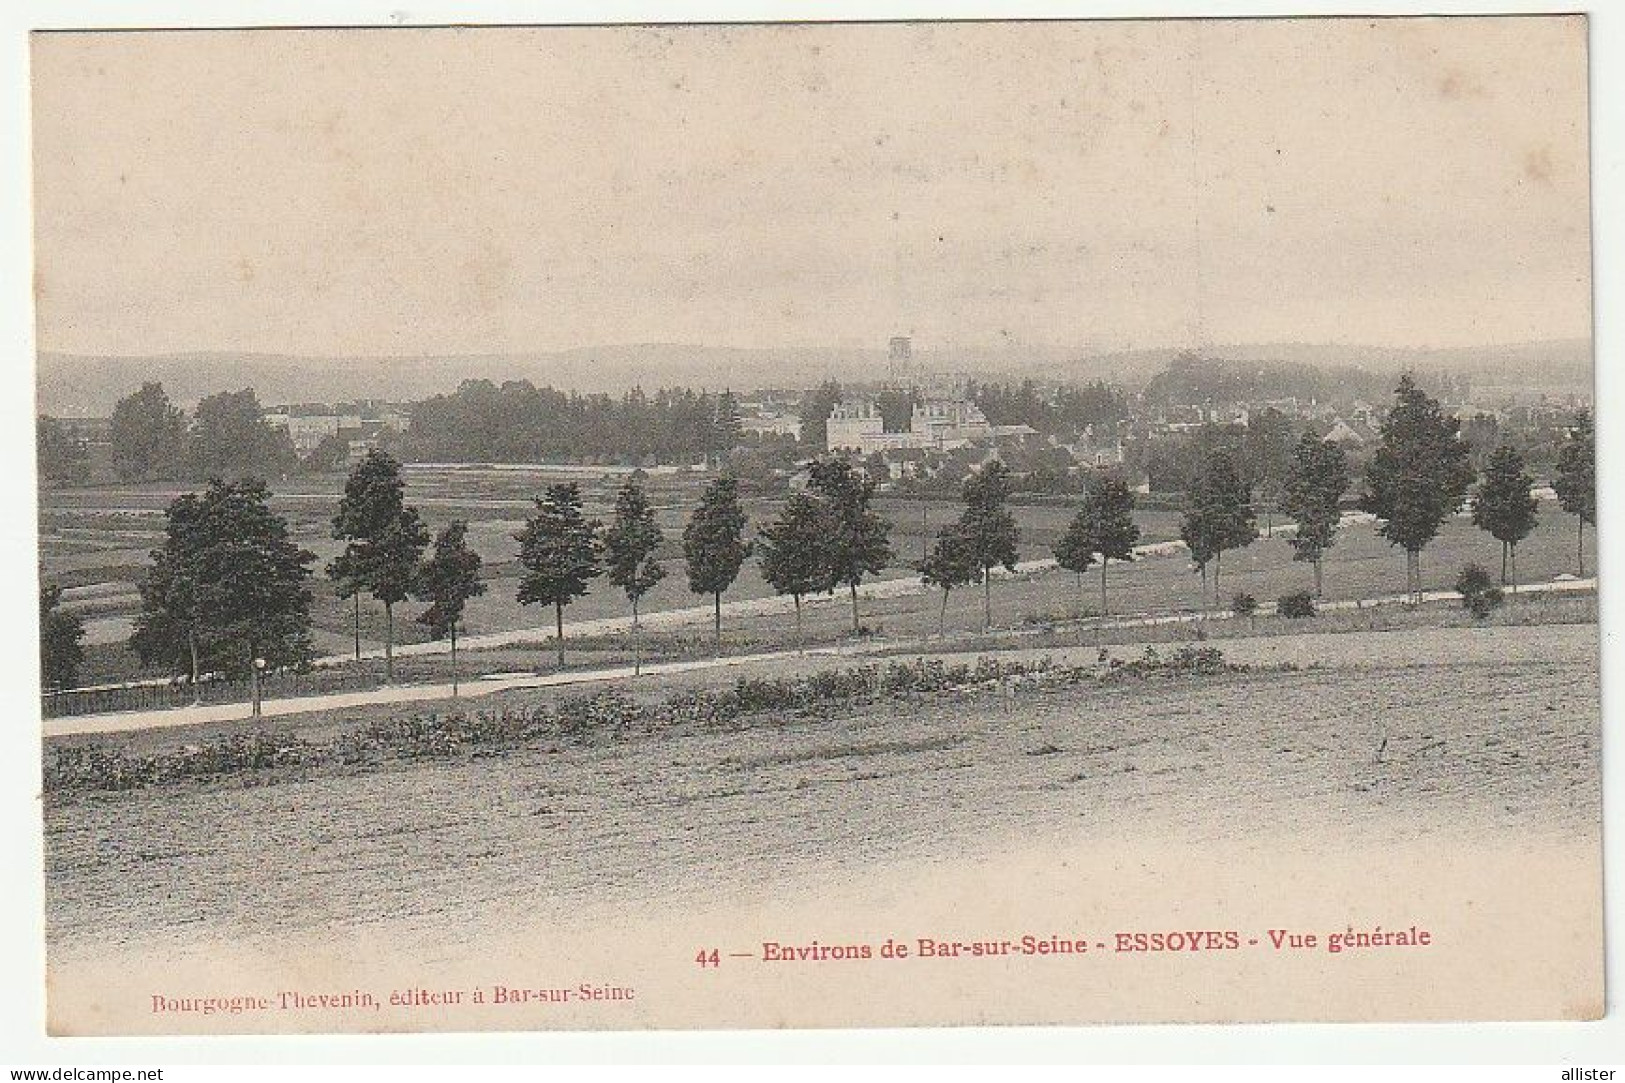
[
  {"x1": 1039, "y1": 340, "x2": 1594, "y2": 389},
  {"x1": 34, "y1": 345, "x2": 881, "y2": 416},
  {"x1": 34, "y1": 338, "x2": 1591, "y2": 417},
  {"x1": 34, "y1": 343, "x2": 1092, "y2": 415}
]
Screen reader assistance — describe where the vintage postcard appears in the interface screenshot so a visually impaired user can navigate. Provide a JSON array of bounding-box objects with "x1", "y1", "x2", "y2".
[{"x1": 31, "y1": 16, "x2": 1598, "y2": 1034}]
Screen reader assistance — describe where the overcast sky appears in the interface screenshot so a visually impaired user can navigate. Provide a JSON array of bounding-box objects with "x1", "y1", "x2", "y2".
[{"x1": 31, "y1": 17, "x2": 1591, "y2": 360}]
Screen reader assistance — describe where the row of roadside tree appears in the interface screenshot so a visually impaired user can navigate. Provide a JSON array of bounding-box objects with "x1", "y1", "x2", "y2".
[
  {"x1": 1171, "y1": 376, "x2": 1594, "y2": 605},
  {"x1": 38, "y1": 376, "x2": 1595, "y2": 697}
]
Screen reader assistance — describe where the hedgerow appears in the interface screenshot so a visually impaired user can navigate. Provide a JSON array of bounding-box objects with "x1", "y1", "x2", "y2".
[{"x1": 44, "y1": 649, "x2": 1248, "y2": 794}]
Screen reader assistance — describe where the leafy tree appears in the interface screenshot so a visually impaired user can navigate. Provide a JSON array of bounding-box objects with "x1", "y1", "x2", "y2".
[
  {"x1": 1554, "y1": 411, "x2": 1595, "y2": 576},
  {"x1": 190, "y1": 388, "x2": 297, "y2": 481},
  {"x1": 1053, "y1": 508, "x2": 1097, "y2": 613},
  {"x1": 328, "y1": 546, "x2": 367, "y2": 664},
  {"x1": 955, "y1": 461, "x2": 1020, "y2": 631},
  {"x1": 516, "y1": 482, "x2": 602, "y2": 669},
  {"x1": 1231, "y1": 592, "x2": 1259, "y2": 623},
  {"x1": 329, "y1": 450, "x2": 429, "y2": 682},
  {"x1": 757, "y1": 492, "x2": 831, "y2": 650},
  {"x1": 726, "y1": 438, "x2": 800, "y2": 496},
  {"x1": 603, "y1": 478, "x2": 666, "y2": 673},
  {"x1": 1180, "y1": 452, "x2": 1257, "y2": 601},
  {"x1": 1060, "y1": 471, "x2": 1141, "y2": 616},
  {"x1": 370, "y1": 516, "x2": 430, "y2": 678},
  {"x1": 967, "y1": 378, "x2": 1129, "y2": 436},
  {"x1": 1241, "y1": 407, "x2": 1295, "y2": 535},
  {"x1": 1460, "y1": 413, "x2": 1503, "y2": 471},
  {"x1": 807, "y1": 456, "x2": 893, "y2": 633},
  {"x1": 39, "y1": 583, "x2": 84, "y2": 692},
  {"x1": 684, "y1": 476, "x2": 751, "y2": 652},
  {"x1": 710, "y1": 391, "x2": 743, "y2": 464},
  {"x1": 1471, "y1": 444, "x2": 1538, "y2": 588},
  {"x1": 918, "y1": 525, "x2": 978, "y2": 637},
  {"x1": 37, "y1": 417, "x2": 90, "y2": 485},
  {"x1": 1144, "y1": 422, "x2": 1246, "y2": 495},
  {"x1": 1455, "y1": 562, "x2": 1504, "y2": 620},
  {"x1": 1281, "y1": 432, "x2": 1350, "y2": 596},
  {"x1": 1360, "y1": 376, "x2": 1475, "y2": 602},
  {"x1": 302, "y1": 431, "x2": 358, "y2": 474},
  {"x1": 414, "y1": 519, "x2": 486, "y2": 695},
  {"x1": 405, "y1": 380, "x2": 777, "y2": 466},
  {"x1": 1180, "y1": 513, "x2": 1218, "y2": 598},
  {"x1": 185, "y1": 479, "x2": 316, "y2": 709},
  {"x1": 798, "y1": 381, "x2": 843, "y2": 452},
  {"x1": 131, "y1": 492, "x2": 210, "y2": 685},
  {"x1": 109, "y1": 382, "x2": 189, "y2": 482}
]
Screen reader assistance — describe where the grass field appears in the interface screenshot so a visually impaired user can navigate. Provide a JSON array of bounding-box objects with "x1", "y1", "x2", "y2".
[
  {"x1": 40, "y1": 467, "x2": 1192, "y2": 685},
  {"x1": 40, "y1": 458, "x2": 1594, "y2": 693}
]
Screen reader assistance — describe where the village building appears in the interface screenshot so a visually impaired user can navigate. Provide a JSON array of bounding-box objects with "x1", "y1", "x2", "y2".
[
  {"x1": 1324, "y1": 416, "x2": 1381, "y2": 448},
  {"x1": 264, "y1": 401, "x2": 411, "y2": 457},
  {"x1": 740, "y1": 412, "x2": 802, "y2": 440},
  {"x1": 826, "y1": 397, "x2": 1004, "y2": 454},
  {"x1": 48, "y1": 416, "x2": 112, "y2": 447},
  {"x1": 1062, "y1": 427, "x2": 1127, "y2": 467}
]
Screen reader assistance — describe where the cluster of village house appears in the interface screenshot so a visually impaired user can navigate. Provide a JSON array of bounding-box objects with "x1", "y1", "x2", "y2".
[
  {"x1": 45, "y1": 401, "x2": 413, "y2": 463},
  {"x1": 735, "y1": 381, "x2": 1582, "y2": 486},
  {"x1": 42, "y1": 335, "x2": 1583, "y2": 480},
  {"x1": 45, "y1": 388, "x2": 1554, "y2": 484},
  {"x1": 261, "y1": 391, "x2": 1389, "y2": 477},
  {"x1": 260, "y1": 401, "x2": 411, "y2": 458}
]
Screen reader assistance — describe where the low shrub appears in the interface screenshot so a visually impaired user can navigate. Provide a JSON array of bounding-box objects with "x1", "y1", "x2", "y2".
[
  {"x1": 558, "y1": 688, "x2": 646, "y2": 735},
  {"x1": 1169, "y1": 645, "x2": 1230, "y2": 673},
  {"x1": 44, "y1": 744, "x2": 157, "y2": 792},
  {"x1": 43, "y1": 650, "x2": 1247, "y2": 794},
  {"x1": 1231, "y1": 593, "x2": 1258, "y2": 619},
  {"x1": 45, "y1": 730, "x2": 316, "y2": 791},
  {"x1": 1023, "y1": 605, "x2": 1096, "y2": 626},
  {"x1": 1100, "y1": 644, "x2": 1241, "y2": 682},
  {"x1": 334, "y1": 707, "x2": 543, "y2": 762},
  {"x1": 1277, "y1": 592, "x2": 1317, "y2": 619},
  {"x1": 1455, "y1": 563, "x2": 1505, "y2": 620}
]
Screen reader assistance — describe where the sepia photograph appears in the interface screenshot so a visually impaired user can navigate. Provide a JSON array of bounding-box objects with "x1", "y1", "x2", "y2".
[{"x1": 27, "y1": 14, "x2": 1601, "y2": 1036}]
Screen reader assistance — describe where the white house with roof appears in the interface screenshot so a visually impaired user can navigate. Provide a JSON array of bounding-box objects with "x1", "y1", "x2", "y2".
[{"x1": 826, "y1": 396, "x2": 1000, "y2": 454}]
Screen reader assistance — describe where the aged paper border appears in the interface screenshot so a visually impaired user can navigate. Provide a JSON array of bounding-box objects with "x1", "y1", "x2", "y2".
[{"x1": 2, "y1": 0, "x2": 1621, "y2": 1064}]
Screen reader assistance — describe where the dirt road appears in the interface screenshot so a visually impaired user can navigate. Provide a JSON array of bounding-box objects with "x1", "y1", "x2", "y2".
[{"x1": 45, "y1": 575, "x2": 1597, "y2": 737}]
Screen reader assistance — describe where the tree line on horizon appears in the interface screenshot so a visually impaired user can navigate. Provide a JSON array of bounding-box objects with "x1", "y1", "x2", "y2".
[
  {"x1": 38, "y1": 377, "x2": 1597, "y2": 696},
  {"x1": 1140, "y1": 352, "x2": 1435, "y2": 411},
  {"x1": 49, "y1": 375, "x2": 1127, "y2": 483},
  {"x1": 37, "y1": 381, "x2": 755, "y2": 485},
  {"x1": 42, "y1": 360, "x2": 1431, "y2": 490},
  {"x1": 406, "y1": 381, "x2": 747, "y2": 466},
  {"x1": 112, "y1": 384, "x2": 299, "y2": 483}
]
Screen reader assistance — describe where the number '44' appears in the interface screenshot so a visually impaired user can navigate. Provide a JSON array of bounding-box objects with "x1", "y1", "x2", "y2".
[{"x1": 695, "y1": 949, "x2": 720, "y2": 968}]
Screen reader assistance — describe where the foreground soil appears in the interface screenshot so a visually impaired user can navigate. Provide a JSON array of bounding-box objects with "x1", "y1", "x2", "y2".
[{"x1": 45, "y1": 622, "x2": 1599, "y2": 969}]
